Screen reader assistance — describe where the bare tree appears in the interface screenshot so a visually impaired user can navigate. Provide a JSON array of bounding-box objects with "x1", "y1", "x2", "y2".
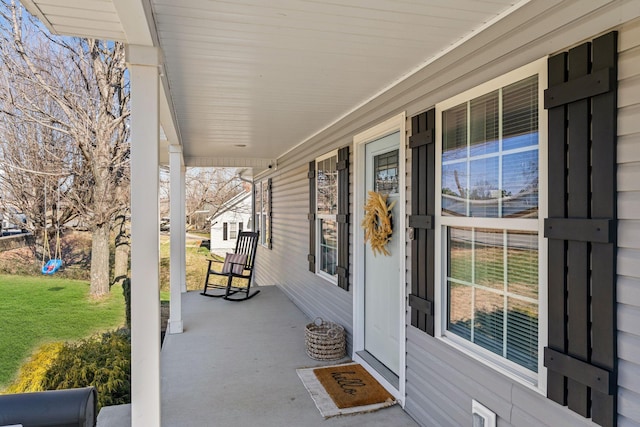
[
  {"x1": 0, "y1": 1, "x2": 129, "y2": 297},
  {"x1": 112, "y1": 208, "x2": 129, "y2": 285},
  {"x1": 159, "y1": 168, "x2": 245, "y2": 232}
]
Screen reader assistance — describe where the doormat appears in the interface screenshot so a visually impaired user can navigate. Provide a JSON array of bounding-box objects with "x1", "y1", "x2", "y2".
[{"x1": 296, "y1": 362, "x2": 396, "y2": 418}]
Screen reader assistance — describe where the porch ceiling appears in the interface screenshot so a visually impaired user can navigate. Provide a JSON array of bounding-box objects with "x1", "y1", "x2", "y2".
[{"x1": 20, "y1": 0, "x2": 522, "y2": 170}]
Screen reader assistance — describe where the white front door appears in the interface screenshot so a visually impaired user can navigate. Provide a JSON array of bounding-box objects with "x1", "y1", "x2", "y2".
[{"x1": 364, "y1": 131, "x2": 401, "y2": 375}]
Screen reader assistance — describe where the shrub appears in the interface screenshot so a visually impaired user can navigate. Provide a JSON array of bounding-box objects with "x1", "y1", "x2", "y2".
[
  {"x1": 6, "y1": 330, "x2": 131, "y2": 410},
  {"x1": 5, "y1": 342, "x2": 64, "y2": 393}
]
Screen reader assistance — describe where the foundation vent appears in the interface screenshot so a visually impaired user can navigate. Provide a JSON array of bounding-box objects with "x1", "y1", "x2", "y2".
[{"x1": 472, "y1": 400, "x2": 496, "y2": 427}]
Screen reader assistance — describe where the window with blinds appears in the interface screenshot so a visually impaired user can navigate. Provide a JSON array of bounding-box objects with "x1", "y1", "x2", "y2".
[
  {"x1": 316, "y1": 151, "x2": 338, "y2": 281},
  {"x1": 254, "y1": 178, "x2": 271, "y2": 247},
  {"x1": 442, "y1": 75, "x2": 539, "y2": 218},
  {"x1": 437, "y1": 65, "x2": 544, "y2": 383}
]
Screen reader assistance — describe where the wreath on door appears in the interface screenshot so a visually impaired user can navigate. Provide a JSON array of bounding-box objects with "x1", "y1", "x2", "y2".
[{"x1": 362, "y1": 191, "x2": 396, "y2": 256}]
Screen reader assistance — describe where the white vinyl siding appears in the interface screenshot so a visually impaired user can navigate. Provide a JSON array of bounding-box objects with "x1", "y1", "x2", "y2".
[
  {"x1": 252, "y1": 6, "x2": 640, "y2": 426},
  {"x1": 616, "y1": 17, "x2": 640, "y2": 427}
]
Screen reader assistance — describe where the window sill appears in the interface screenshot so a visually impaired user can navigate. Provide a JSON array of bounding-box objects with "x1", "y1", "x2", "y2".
[
  {"x1": 316, "y1": 271, "x2": 338, "y2": 286},
  {"x1": 437, "y1": 333, "x2": 545, "y2": 396}
]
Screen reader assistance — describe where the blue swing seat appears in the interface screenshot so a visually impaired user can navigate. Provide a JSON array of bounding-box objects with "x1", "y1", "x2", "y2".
[{"x1": 42, "y1": 259, "x2": 63, "y2": 275}]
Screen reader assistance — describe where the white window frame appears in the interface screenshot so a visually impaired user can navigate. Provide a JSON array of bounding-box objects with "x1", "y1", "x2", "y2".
[
  {"x1": 434, "y1": 58, "x2": 548, "y2": 392},
  {"x1": 254, "y1": 181, "x2": 262, "y2": 236},
  {"x1": 255, "y1": 179, "x2": 270, "y2": 247},
  {"x1": 229, "y1": 222, "x2": 237, "y2": 240},
  {"x1": 315, "y1": 150, "x2": 339, "y2": 284}
]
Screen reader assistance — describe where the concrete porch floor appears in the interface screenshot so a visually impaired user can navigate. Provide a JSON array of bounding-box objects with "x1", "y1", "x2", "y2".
[{"x1": 98, "y1": 285, "x2": 418, "y2": 426}]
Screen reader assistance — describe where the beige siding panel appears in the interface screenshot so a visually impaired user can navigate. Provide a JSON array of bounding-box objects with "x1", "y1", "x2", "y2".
[
  {"x1": 620, "y1": 360, "x2": 640, "y2": 396},
  {"x1": 619, "y1": 276, "x2": 640, "y2": 307},
  {"x1": 619, "y1": 248, "x2": 640, "y2": 278},
  {"x1": 619, "y1": 303, "x2": 640, "y2": 336},
  {"x1": 620, "y1": 104, "x2": 640, "y2": 137},
  {"x1": 619, "y1": 192, "x2": 640, "y2": 220},
  {"x1": 620, "y1": 388, "x2": 640, "y2": 424},
  {"x1": 619, "y1": 220, "x2": 640, "y2": 249},
  {"x1": 618, "y1": 414, "x2": 640, "y2": 427},
  {"x1": 511, "y1": 385, "x2": 611, "y2": 427},
  {"x1": 619, "y1": 134, "x2": 640, "y2": 164},
  {"x1": 619, "y1": 75, "x2": 640, "y2": 108},
  {"x1": 619, "y1": 45, "x2": 640, "y2": 81},
  {"x1": 619, "y1": 330, "x2": 640, "y2": 366},
  {"x1": 618, "y1": 162, "x2": 640, "y2": 192}
]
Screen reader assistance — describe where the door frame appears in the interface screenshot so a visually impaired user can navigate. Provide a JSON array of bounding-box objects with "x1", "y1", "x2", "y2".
[{"x1": 352, "y1": 112, "x2": 407, "y2": 406}]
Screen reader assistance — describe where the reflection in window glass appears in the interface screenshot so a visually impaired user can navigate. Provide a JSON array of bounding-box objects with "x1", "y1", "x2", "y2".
[
  {"x1": 441, "y1": 75, "x2": 538, "y2": 219},
  {"x1": 469, "y1": 157, "x2": 499, "y2": 217},
  {"x1": 442, "y1": 163, "x2": 467, "y2": 216},
  {"x1": 254, "y1": 181, "x2": 262, "y2": 236},
  {"x1": 503, "y1": 76, "x2": 539, "y2": 150},
  {"x1": 470, "y1": 91, "x2": 499, "y2": 157},
  {"x1": 502, "y1": 151, "x2": 539, "y2": 218},
  {"x1": 319, "y1": 219, "x2": 337, "y2": 276},
  {"x1": 446, "y1": 227, "x2": 538, "y2": 371},
  {"x1": 317, "y1": 156, "x2": 337, "y2": 215},
  {"x1": 374, "y1": 150, "x2": 399, "y2": 194},
  {"x1": 262, "y1": 181, "x2": 270, "y2": 244},
  {"x1": 443, "y1": 103, "x2": 467, "y2": 162}
]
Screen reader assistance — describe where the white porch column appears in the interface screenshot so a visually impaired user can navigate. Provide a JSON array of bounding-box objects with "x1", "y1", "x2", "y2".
[
  {"x1": 126, "y1": 44, "x2": 161, "y2": 427},
  {"x1": 180, "y1": 164, "x2": 187, "y2": 293},
  {"x1": 169, "y1": 144, "x2": 184, "y2": 333}
]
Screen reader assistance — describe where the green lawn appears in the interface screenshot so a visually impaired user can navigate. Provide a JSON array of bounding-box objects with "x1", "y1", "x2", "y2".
[
  {"x1": 0, "y1": 275, "x2": 125, "y2": 387},
  {"x1": 159, "y1": 236, "x2": 218, "y2": 294}
]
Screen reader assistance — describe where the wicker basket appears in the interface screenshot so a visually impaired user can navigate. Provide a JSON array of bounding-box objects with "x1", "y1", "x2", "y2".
[{"x1": 305, "y1": 317, "x2": 346, "y2": 360}]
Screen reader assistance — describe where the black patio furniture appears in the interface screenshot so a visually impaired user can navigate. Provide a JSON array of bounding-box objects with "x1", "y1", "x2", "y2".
[{"x1": 201, "y1": 231, "x2": 260, "y2": 301}]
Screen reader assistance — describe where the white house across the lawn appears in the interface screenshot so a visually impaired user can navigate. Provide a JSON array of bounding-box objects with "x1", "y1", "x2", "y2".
[{"x1": 209, "y1": 190, "x2": 252, "y2": 255}]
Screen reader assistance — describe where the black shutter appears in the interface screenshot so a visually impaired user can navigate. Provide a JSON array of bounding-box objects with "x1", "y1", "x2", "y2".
[
  {"x1": 223, "y1": 222, "x2": 228, "y2": 241},
  {"x1": 408, "y1": 108, "x2": 435, "y2": 336},
  {"x1": 337, "y1": 146, "x2": 350, "y2": 291},
  {"x1": 266, "y1": 178, "x2": 272, "y2": 249},
  {"x1": 543, "y1": 31, "x2": 617, "y2": 427},
  {"x1": 239, "y1": 222, "x2": 243, "y2": 232},
  {"x1": 308, "y1": 161, "x2": 316, "y2": 272}
]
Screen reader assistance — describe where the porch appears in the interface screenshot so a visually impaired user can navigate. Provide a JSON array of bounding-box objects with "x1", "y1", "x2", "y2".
[{"x1": 98, "y1": 285, "x2": 417, "y2": 427}]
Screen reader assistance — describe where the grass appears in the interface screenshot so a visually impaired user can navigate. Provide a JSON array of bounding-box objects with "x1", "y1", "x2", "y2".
[
  {"x1": 159, "y1": 235, "x2": 220, "y2": 295},
  {"x1": 0, "y1": 274, "x2": 125, "y2": 387}
]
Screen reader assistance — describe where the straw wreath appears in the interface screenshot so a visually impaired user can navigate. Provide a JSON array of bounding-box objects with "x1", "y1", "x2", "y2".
[{"x1": 361, "y1": 191, "x2": 396, "y2": 256}]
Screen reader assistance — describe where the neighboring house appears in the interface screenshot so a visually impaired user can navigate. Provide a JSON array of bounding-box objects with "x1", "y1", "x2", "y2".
[
  {"x1": 0, "y1": 208, "x2": 27, "y2": 234},
  {"x1": 209, "y1": 190, "x2": 252, "y2": 254}
]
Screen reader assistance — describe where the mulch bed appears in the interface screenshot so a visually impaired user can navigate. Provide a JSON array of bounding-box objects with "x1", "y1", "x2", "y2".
[{"x1": 160, "y1": 301, "x2": 170, "y2": 346}]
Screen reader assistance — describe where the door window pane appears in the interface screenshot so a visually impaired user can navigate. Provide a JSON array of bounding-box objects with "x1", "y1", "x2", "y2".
[{"x1": 374, "y1": 149, "x2": 399, "y2": 194}]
